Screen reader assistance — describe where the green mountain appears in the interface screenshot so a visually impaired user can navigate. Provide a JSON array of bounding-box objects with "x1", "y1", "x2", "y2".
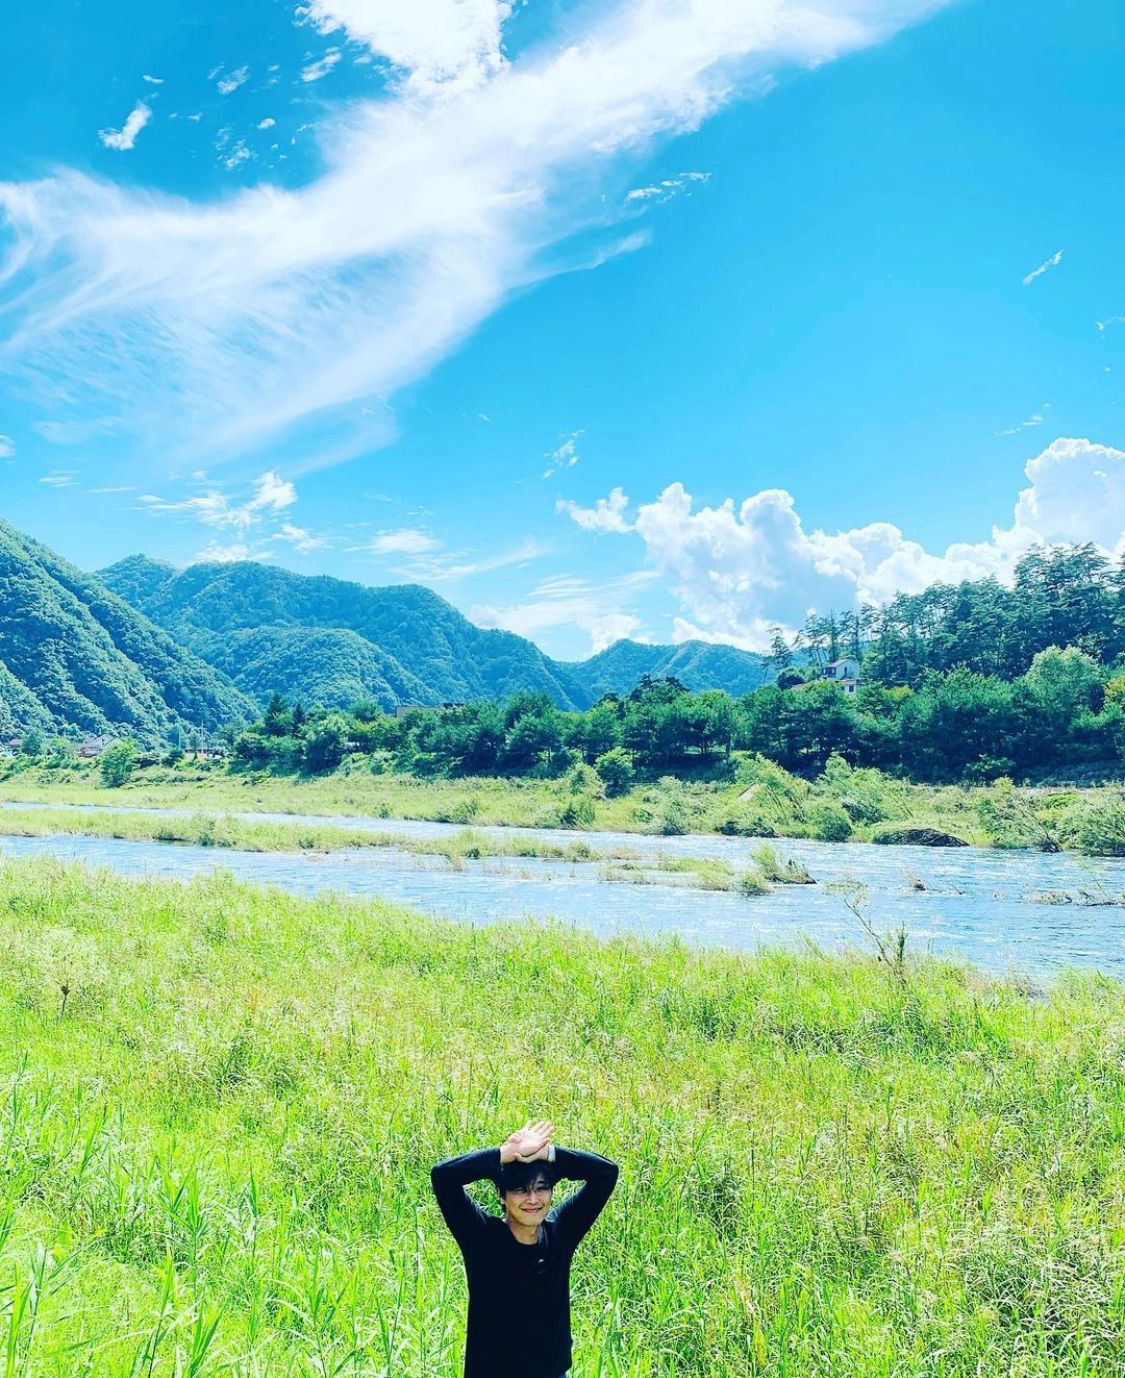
[
  {"x1": 0, "y1": 522, "x2": 255, "y2": 744},
  {"x1": 98, "y1": 557, "x2": 589, "y2": 709},
  {"x1": 565, "y1": 638, "x2": 771, "y2": 700},
  {"x1": 98, "y1": 555, "x2": 771, "y2": 710}
]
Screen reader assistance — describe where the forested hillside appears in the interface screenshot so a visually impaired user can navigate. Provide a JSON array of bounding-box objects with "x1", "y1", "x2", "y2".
[
  {"x1": 0, "y1": 521, "x2": 255, "y2": 744},
  {"x1": 98, "y1": 556, "x2": 771, "y2": 709}
]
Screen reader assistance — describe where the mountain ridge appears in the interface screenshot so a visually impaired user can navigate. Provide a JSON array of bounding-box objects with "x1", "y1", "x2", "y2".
[{"x1": 97, "y1": 555, "x2": 771, "y2": 710}]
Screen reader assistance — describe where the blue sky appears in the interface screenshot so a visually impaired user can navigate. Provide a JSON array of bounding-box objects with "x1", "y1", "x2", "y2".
[{"x1": 2, "y1": 0, "x2": 1123, "y2": 659}]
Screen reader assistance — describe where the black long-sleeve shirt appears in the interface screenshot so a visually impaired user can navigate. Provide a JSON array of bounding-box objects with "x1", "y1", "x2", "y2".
[{"x1": 430, "y1": 1146, "x2": 618, "y2": 1378}]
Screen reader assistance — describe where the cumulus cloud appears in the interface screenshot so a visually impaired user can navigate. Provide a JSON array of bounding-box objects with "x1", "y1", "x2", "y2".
[
  {"x1": 98, "y1": 101, "x2": 152, "y2": 151},
  {"x1": 559, "y1": 438, "x2": 1125, "y2": 651},
  {"x1": 556, "y1": 485, "x2": 633, "y2": 533},
  {"x1": 258, "y1": 117, "x2": 277, "y2": 129},
  {"x1": 1, "y1": 0, "x2": 955, "y2": 465}
]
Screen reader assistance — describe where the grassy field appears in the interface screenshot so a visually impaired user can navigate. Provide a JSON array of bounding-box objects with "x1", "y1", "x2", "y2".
[{"x1": 0, "y1": 858, "x2": 1122, "y2": 1375}]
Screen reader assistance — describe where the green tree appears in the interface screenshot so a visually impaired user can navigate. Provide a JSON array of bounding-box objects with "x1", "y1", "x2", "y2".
[
  {"x1": 99, "y1": 739, "x2": 137, "y2": 787},
  {"x1": 303, "y1": 715, "x2": 350, "y2": 773},
  {"x1": 594, "y1": 747, "x2": 634, "y2": 796}
]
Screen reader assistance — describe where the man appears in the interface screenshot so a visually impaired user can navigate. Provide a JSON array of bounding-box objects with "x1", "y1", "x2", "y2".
[{"x1": 431, "y1": 1118, "x2": 619, "y2": 1378}]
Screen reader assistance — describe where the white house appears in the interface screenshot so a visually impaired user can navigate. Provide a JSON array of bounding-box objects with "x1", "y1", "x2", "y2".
[{"x1": 820, "y1": 657, "x2": 860, "y2": 695}]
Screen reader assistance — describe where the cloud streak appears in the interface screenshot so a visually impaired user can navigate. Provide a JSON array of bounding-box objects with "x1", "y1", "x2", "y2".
[
  {"x1": 1022, "y1": 248, "x2": 1063, "y2": 286},
  {"x1": 1, "y1": 0, "x2": 955, "y2": 468}
]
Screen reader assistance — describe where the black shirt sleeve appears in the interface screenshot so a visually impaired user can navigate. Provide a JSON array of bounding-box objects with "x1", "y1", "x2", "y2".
[
  {"x1": 430, "y1": 1148, "x2": 502, "y2": 1251},
  {"x1": 550, "y1": 1147, "x2": 619, "y2": 1250}
]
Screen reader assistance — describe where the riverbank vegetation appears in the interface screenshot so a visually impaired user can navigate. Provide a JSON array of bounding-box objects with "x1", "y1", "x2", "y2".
[
  {"x1": 12, "y1": 751, "x2": 1125, "y2": 854},
  {"x1": 0, "y1": 858, "x2": 1121, "y2": 1376}
]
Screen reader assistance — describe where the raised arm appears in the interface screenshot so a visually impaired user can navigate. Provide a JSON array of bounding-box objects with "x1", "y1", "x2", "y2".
[
  {"x1": 550, "y1": 1147, "x2": 619, "y2": 1248},
  {"x1": 430, "y1": 1148, "x2": 501, "y2": 1249}
]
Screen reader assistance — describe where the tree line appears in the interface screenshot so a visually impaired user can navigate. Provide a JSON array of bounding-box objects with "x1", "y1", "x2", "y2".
[{"x1": 230, "y1": 642, "x2": 1125, "y2": 786}]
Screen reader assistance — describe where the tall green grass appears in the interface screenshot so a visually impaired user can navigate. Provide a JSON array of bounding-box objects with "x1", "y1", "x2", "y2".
[{"x1": 0, "y1": 858, "x2": 1122, "y2": 1374}]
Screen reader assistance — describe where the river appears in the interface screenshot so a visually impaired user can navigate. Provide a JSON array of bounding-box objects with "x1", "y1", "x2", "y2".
[{"x1": 2, "y1": 800, "x2": 1124, "y2": 978}]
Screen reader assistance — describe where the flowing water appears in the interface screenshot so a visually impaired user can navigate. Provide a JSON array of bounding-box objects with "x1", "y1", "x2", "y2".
[{"x1": 3, "y1": 799, "x2": 1124, "y2": 978}]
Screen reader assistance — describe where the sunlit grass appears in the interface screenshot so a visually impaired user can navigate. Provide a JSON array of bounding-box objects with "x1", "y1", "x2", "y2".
[{"x1": 0, "y1": 857, "x2": 1122, "y2": 1375}]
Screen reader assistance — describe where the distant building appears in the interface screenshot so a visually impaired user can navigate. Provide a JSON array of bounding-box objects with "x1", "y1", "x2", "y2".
[
  {"x1": 1, "y1": 737, "x2": 22, "y2": 759},
  {"x1": 789, "y1": 657, "x2": 861, "y2": 697},
  {"x1": 79, "y1": 733, "x2": 113, "y2": 757}
]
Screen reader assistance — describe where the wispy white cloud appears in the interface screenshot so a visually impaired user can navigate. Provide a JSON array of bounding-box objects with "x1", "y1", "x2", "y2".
[
  {"x1": 258, "y1": 117, "x2": 276, "y2": 130},
  {"x1": 0, "y1": 434, "x2": 14, "y2": 459},
  {"x1": 419, "y1": 536, "x2": 544, "y2": 581},
  {"x1": 216, "y1": 66, "x2": 250, "y2": 95},
  {"x1": 472, "y1": 570, "x2": 653, "y2": 651},
  {"x1": 1022, "y1": 248, "x2": 1063, "y2": 287},
  {"x1": 139, "y1": 470, "x2": 297, "y2": 530},
  {"x1": 542, "y1": 429, "x2": 583, "y2": 478},
  {"x1": 40, "y1": 470, "x2": 78, "y2": 487},
  {"x1": 625, "y1": 170, "x2": 710, "y2": 202},
  {"x1": 98, "y1": 101, "x2": 152, "y2": 151},
  {"x1": 301, "y1": 48, "x2": 342, "y2": 82},
  {"x1": 142, "y1": 74, "x2": 164, "y2": 85},
  {"x1": 272, "y1": 522, "x2": 327, "y2": 552},
  {"x1": 89, "y1": 485, "x2": 136, "y2": 493},
  {"x1": 1096, "y1": 316, "x2": 1125, "y2": 335},
  {"x1": 558, "y1": 438, "x2": 1125, "y2": 650},
  {"x1": 998, "y1": 402, "x2": 1049, "y2": 436},
  {"x1": 1, "y1": 0, "x2": 955, "y2": 467},
  {"x1": 368, "y1": 527, "x2": 440, "y2": 554}
]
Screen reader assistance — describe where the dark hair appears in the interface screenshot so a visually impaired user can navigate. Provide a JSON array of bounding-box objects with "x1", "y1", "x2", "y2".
[{"x1": 496, "y1": 1159, "x2": 559, "y2": 1196}]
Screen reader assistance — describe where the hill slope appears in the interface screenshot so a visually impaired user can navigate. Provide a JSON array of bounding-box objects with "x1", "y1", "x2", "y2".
[
  {"x1": 98, "y1": 557, "x2": 591, "y2": 710},
  {"x1": 564, "y1": 638, "x2": 771, "y2": 700},
  {"x1": 98, "y1": 555, "x2": 772, "y2": 710},
  {"x1": 0, "y1": 522, "x2": 255, "y2": 744}
]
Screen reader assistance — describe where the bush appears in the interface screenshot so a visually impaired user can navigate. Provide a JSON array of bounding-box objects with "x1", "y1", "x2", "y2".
[
  {"x1": 594, "y1": 748, "x2": 634, "y2": 797},
  {"x1": 807, "y1": 801, "x2": 853, "y2": 843},
  {"x1": 737, "y1": 869, "x2": 770, "y2": 896},
  {"x1": 564, "y1": 763, "x2": 604, "y2": 798},
  {"x1": 99, "y1": 739, "x2": 137, "y2": 788},
  {"x1": 1060, "y1": 796, "x2": 1125, "y2": 856},
  {"x1": 557, "y1": 795, "x2": 597, "y2": 829},
  {"x1": 714, "y1": 806, "x2": 777, "y2": 837}
]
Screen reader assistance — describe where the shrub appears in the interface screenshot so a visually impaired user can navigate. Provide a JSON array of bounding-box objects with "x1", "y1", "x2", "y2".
[
  {"x1": 594, "y1": 748, "x2": 634, "y2": 797},
  {"x1": 1060, "y1": 796, "x2": 1125, "y2": 856},
  {"x1": 807, "y1": 802, "x2": 853, "y2": 843},
  {"x1": 737, "y1": 869, "x2": 770, "y2": 896}
]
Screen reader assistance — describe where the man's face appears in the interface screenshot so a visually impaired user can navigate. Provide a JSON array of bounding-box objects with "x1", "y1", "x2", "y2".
[{"x1": 502, "y1": 1173, "x2": 554, "y2": 1229}]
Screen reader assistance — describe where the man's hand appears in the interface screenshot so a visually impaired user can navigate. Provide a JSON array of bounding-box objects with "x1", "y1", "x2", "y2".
[{"x1": 499, "y1": 1119, "x2": 555, "y2": 1164}]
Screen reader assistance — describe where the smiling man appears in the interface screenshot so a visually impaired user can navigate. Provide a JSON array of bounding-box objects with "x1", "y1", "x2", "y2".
[{"x1": 431, "y1": 1118, "x2": 619, "y2": 1378}]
